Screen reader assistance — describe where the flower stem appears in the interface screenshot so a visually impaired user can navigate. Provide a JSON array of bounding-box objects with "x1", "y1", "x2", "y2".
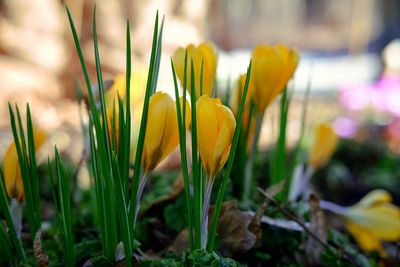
[
  {"x1": 201, "y1": 177, "x2": 214, "y2": 249},
  {"x1": 134, "y1": 172, "x2": 150, "y2": 226},
  {"x1": 243, "y1": 113, "x2": 263, "y2": 202}
]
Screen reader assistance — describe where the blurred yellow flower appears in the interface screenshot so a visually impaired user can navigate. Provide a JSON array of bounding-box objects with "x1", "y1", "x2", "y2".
[
  {"x1": 231, "y1": 73, "x2": 254, "y2": 151},
  {"x1": 196, "y1": 95, "x2": 236, "y2": 177},
  {"x1": 172, "y1": 41, "x2": 218, "y2": 99},
  {"x1": 231, "y1": 73, "x2": 253, "y2": 114},
  {"x1": 106, "y1": 106, "x2": 119, "y2": 149},
  {"x1": 343, "y1": 190, "x2": 400, "y2": 255},
  {"x1": 251, "y1": 44, "x2": 299, "y2": 113},
  {"x1": 308, "y1": 124, "x2": 338, "y2": 168},
  {"x1": 142, "y1": 92, "x2": 190, "y2": 171},
  {"x1": 3, "y1": 130, "x2": 47, "y2": 203}
]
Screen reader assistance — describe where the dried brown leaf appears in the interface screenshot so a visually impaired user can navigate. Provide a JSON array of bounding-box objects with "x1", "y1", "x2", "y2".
[
  {"x1": 168, "y1": 228, "x2": 190, "y2": 254},
  {"x1": 216, "y1": 200, "x2": 257, "y2": 257},
  {"x1": 34, "y1": 229, "x2": 50, "y2": 267},
  {"x1": 305, "y1": 194, "x2": 327, "y2": 266}
]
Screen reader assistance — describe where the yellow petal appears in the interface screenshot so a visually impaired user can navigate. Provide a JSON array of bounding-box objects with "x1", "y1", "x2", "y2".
[
  {"x1": 3, "y1": 130, "x2": 47, "y2": 202},
  {"x1": 251, "y1": 45, "x2": 285, "y2": 112},
  {"x1": 196, "y1": 96, "x2": 219, "y2": 174},
  {"x1": 251, "y1": 44, "x2": 299, "y2": 113},
  {"x1": 308, "y1": 123, "x2": 338, "y2": 168},
  {"x1": 356, "y1": 189, "x2": 392, "y2": 207},
  {"x1": 3, "y1": 142, "x2": 24, "y2": 202},
  {"x1": 173, "y1": 42, "x2": 218, "y2": 99},
  {"x1": 345, "y1": 218, "x2": 384, "y2": 255},
  {"x1": 142, "y1": 92, "x2": 185, "y2": 171},
  {"x1": 197, "y1": 95, "x2": 236, "y2": 176},
  {"x1": 347, "y1": 203, "x2": 400, "y2": 241}
]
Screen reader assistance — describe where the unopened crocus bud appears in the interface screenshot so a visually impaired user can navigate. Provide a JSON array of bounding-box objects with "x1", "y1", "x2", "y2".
[
  {"x1": 173, "y1": 41, "x2": 218, "y2": 99},
  {"x1": 308, "y1": 124, "x2": 338, "y2": 168},
  {"x1": 142, "y1": 92, "x2": 190, "y2": 171},
  {"x1": 196, "y1": 95, "x2": 236, "y2": 177}
]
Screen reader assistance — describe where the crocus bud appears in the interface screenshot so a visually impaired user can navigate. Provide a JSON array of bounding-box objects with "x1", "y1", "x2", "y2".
[
  {"x1": 172, "y1": 41, "x2": 218, "y2": 99},
  {"x1": 308, "y1": 124, "x2": 338, "y2": 168},
  {"x1": 196, "y1": 95, "x2": 236, "y2": 177},
  {"x1": 343, "y1": 190, "x2": 400, "y2": 254},
  {"x1": 142, "y1": 92, "x2": 190, "y2": 171},
  {"x1": 3, "y1": 130, "x2": 47, "y2": 202},
  {"x1": 251, "y1": 44, "x2": 299, "y2": 113}
]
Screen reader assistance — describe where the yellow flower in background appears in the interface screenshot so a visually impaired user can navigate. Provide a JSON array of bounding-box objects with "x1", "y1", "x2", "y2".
[
  {"x1": 106, "y1": 106, "x2": 119, "y2": 149},
  {"x1": 308, "y1": 123, "x2": 338, "y2": 168},
  {"x1": 196, "y1": 95, "x2": 236, "y2": 177},
  {"x1": 142, "y1": 92, "x2": 191, "y2": 171},
  {"x1": 231, "y1": 73, "x2": 253, "y2": 115},
  {"x1": 343, "y1": 190, "x2": 400, "y2": 255},
  {"x1": 173, "y1": 41, "x2": 218, "y2": 99},
  {"x1": 231, "y1": 73, "x2": 255, "y2": 151},
  {"x1": 251, "y1": 44, "x2": 299, "y2": 113},
  {"x1": 3, "y1": 130, "x2": 47, "y2": 203}
]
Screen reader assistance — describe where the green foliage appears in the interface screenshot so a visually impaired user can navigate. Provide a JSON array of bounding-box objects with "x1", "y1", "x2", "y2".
[
  {"x1": 153, "y1": 249, "x2": 245, "y2": 267},
  {"x1": 164, "y1": 195, "x2": 189, "y2": 232},
  {"x1": 48, "y1": 148, "x2": 75, "y2": 267}
]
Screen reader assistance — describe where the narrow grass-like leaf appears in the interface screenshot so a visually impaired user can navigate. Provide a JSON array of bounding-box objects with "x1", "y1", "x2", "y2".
[
  {"x1": 285, "y1": 78, "x2": 311, "y2": 200},
  {"x1": 0, "y1": 221, "x2": 13, "y2": 263},
  {"x1": 273, "y1": 88, "x2": 290, "y2": 201},
  {"x1": 122, "y1": 19, "x2": 132, "y2": 198},
  {"x1": 190, "y1": 59, "x2": 201, "y2": 249},
  {"x1": 207, "y1": 61, "x2": 252, "y2": 251},
  {"x1": 111, "y1": 152, "x2": 133, "y2": 267},
  {"x1": 26, "y1": 104, "x2": 41, "y2": 229},
  {"x1": 54, "y1": 147, "x2": 75, "y2": 267},
  {"x1": 150, "y1": 16, "x2": 165, "y2": 95},
  {"x1": 0, "y1": 172, "x2": 25, "y2": 261},
  {"x1": 130, "y1": 11, "x2": 160, "y2": 227},
  {"x1": 88, "y1": 118, "x2": 107, "y2": 252},
  {"x1": 171, "y1": 59, "x2": 194, "y2": 250},
  {"x1": 8, "y1": 104, "x2": 37, "y2": 239}
]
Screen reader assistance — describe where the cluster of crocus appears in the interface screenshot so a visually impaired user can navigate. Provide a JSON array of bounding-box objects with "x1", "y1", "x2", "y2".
[
  {"x1": 173, "y1": 41, "x2": 218, "y2": 99},
  {"x1": 289, "y1": 123, "x2": 338, "y2": 201},
  {"x1": 3, "y1": 130, "x2": 46, "y2": 203},
  {"x1": 171, "y1": 41, "x2": 241, "y2": 250},
  {"x1": 320, "y1": 189, "x2": 400, "y2": 256}
]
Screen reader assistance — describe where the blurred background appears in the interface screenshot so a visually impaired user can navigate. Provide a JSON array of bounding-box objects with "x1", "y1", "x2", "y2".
[{"x1": 1, "y1": 0, "x2": 400, "y2": 193}]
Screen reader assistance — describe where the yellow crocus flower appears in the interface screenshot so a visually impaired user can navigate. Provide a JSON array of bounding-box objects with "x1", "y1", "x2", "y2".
[
  {"x1": 308, "y1": 124, "x2": 339, "y2": 169},
  {"x1": 3, "y1": 130, "x2": 47, "y2": 203},
  {"x1": 142, "y1": 92, "x2": 190, "y2": 171},
  {"x1": 172, "y1": 41, "x2": 218, "y2": 99},
  {"x1": 231, "y1": 73, "x2": 253, "y2": 115},
  {"x1": 196, "y1": 95, "x2": 236, "y2": 177},
  {"x1": 343, "y1": 190, "x2": 400, "y2": 255},
  {"x1": 251, "y1": 44, "x2": 299, "y2": 113}
]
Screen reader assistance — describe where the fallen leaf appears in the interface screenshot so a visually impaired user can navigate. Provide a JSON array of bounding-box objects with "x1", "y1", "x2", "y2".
[
  {"x1": 167, "y1": 228, "x2": 190, "y2": 254},
  {"x1": 34, "y1": 229, "x2": 50, "y2": 267},
  {"x1": 216, "y1": 200, "x2": 257, "y2": 257}
]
